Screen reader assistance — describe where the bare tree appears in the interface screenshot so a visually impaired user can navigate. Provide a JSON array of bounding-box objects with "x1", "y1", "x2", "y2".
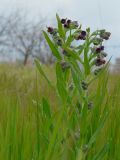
[
  {"x1": 0, "y1": 11, "x2": 55, "y2": 65},
  {"x1": 7, "y1": 12, "x2": 48, "y2": 65}
]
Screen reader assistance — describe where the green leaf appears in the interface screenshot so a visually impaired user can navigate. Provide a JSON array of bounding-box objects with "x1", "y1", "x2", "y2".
[
  {"x1": 42, "y1": 98, "x2": 51, "y2": 118},
  {"x1": 35, "y1": 59, "x2": 53, "y2": 88},
  {"x1": 43, "y1": 31, "x2": 62, "y2": 60},
  {"x1": 84, "y1": 39, "x2": 90, "y2": 75},
  {"x1": 66, "y1": 35, "x2": 74, "y2": 46},
  {"x1": 56, "y1": 14, "x2": 66, "y2": 40},
  {"x1": 87, "y1": 111, "x2": 109, "y2": 149},
  {"x1": 63, "y1": 46, "x2": 84, "y2": 64},
  {"x1": 56, "y1": 62, "x2": 69, "y2": 103},
  {"x1": 71, "y1": 66, "x2": 84, "y2": 98},
  {"x1": 93, "y1": 143, "x2": 109, "y2": 160}
]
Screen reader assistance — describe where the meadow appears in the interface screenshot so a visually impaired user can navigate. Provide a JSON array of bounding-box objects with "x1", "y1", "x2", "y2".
[
  {"x1": 0, "y1": 15, "x2": 120, "y2": 160},
  {"x1": 0, "y1": 63, "x2": 120, "y2": 160}
]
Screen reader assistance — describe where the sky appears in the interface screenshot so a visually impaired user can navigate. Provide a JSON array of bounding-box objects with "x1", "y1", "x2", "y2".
[{"x1": 0, "y1": 0, "x2": 120, "y2": 63}]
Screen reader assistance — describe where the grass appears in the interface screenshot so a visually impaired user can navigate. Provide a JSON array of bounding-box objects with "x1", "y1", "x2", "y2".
[{"x1": 0, "y1": 64, "x2": 120, "y2": 160}]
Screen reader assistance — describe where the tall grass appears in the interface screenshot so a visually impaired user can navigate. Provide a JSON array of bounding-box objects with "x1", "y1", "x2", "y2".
[{"x1": 0, "y1": 64, "x2": 120, "y2": 159}]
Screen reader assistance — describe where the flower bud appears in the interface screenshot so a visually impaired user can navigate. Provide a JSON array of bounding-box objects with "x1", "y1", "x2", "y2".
[
  {"x1": 56, "y1": 39, "x2": 62, "y2": 46},
  {"x1": 100, "y1": 46, "x2": 104, "y2": 50},
  {"x1": 100, "y1": 31, "x2": 111, "y2": 40},
  {"x1": 70, "y1": 21, "x2": 79, "y2": 28},
  {"x1": 81, "y1": 81, "x2": 88, "y2": 90},
  {"x1": 92, "y1": 37, "x2": 103, "y2": 45},
  {"x1": 88, "y1": 102, "x2": 93, "y2": 110},
  {"x1": 101, "y1": 52, "x2": 107, "y2": 58}
]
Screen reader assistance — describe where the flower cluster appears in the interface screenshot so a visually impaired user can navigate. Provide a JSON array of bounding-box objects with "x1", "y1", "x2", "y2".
[
  {"x1": 92, "y1": 30, "x2": 111, "y2": 67},
  {"x1": 74, "y1": 30, "x2": 87, "y2": 40},
  {"x1": 44, "y1": 15, "x2": 111, "y2": 113},
  {"x1": 61, "y1": 18, "x2": 79, "y2": 29},
  {"x1": 47, "y1": 16, "x2": 111, "y2": 72}
]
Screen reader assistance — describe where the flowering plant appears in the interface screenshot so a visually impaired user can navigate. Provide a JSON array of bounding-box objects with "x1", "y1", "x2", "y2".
[{"x1": 35, "y1": 14, "x2": 111, "y2": 159}]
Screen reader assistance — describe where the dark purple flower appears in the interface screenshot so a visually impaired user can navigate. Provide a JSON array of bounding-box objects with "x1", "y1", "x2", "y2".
[
  {"x1": 81, "y1": 31, "x2": 86, "y2": 36},
  {"x1": 78, "y1": 34, "x2": 86, "y2": 40},
  {"x1": 95, "y1": 46, "x2": 104, "y2": 53},
  {"x1": 64, "y1": 23, "x2": 69, "y2": 28},
  {"x1": 95, "y1": 58, "x2": 106, "y2": 66},
  {"x1": 61, "y1": 18, "x2": 66, "y2": 24},
  {"x1": 47, "y1": 27, "x2": 54, "y2": 34},
  {"x1": 100, "y1": 46, "x2": 104, "y2": 50},
  {"x1": 67, "y1": 19, "x2": 71, "y2": 24},
  {"x1": 96, "y1": 47, "x2": 101, "y2": 53}
]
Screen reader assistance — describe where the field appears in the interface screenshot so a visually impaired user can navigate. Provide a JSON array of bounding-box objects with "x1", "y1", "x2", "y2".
[{"x1": 0, "y1": 63, "x2": 120, "y2": 160}]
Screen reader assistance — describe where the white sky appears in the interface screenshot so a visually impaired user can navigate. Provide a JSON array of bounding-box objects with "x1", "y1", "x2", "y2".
[{"x1": 0, "y1": 0, "x2": 120, "y2": 62}]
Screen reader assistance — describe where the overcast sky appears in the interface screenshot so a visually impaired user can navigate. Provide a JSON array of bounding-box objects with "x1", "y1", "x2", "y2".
[{"x1": 0, "y1": 0, "x2": 120, "y2": 63}]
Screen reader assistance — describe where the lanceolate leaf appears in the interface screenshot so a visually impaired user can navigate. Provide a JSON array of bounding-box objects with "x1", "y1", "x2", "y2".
[
  {"x1": 92, "y1": 143, "x2": 109, "y2": 160},
  {"x1": 43, "y1": 31, "x2": 62, "y2": 60},
  {"x1": 63, "y1": 46, "x2": 84, "y2": 65},
  {"x1": 35, "y1": 59, "x2": 54, "y2": 88},
  {"x1": 56, "y1": 62, "x2": 70, "y2": 103},
  {"x1": 87, "y1": 111, "x2": 109, "y2": 149},
  {"x1": 56, "y1": 14, "x2": 66, "y2": 40},
  {"x1": 42, "y1": 98, "x2": 51, "y2": 118},
  {"x1": 84, "y1": 39, "x2": 90, "y2": 75}
]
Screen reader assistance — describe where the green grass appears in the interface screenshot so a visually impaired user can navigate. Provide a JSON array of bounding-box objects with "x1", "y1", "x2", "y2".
[{"x1": 0, "y1": 64, "x2": 120, "y2": 160}]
